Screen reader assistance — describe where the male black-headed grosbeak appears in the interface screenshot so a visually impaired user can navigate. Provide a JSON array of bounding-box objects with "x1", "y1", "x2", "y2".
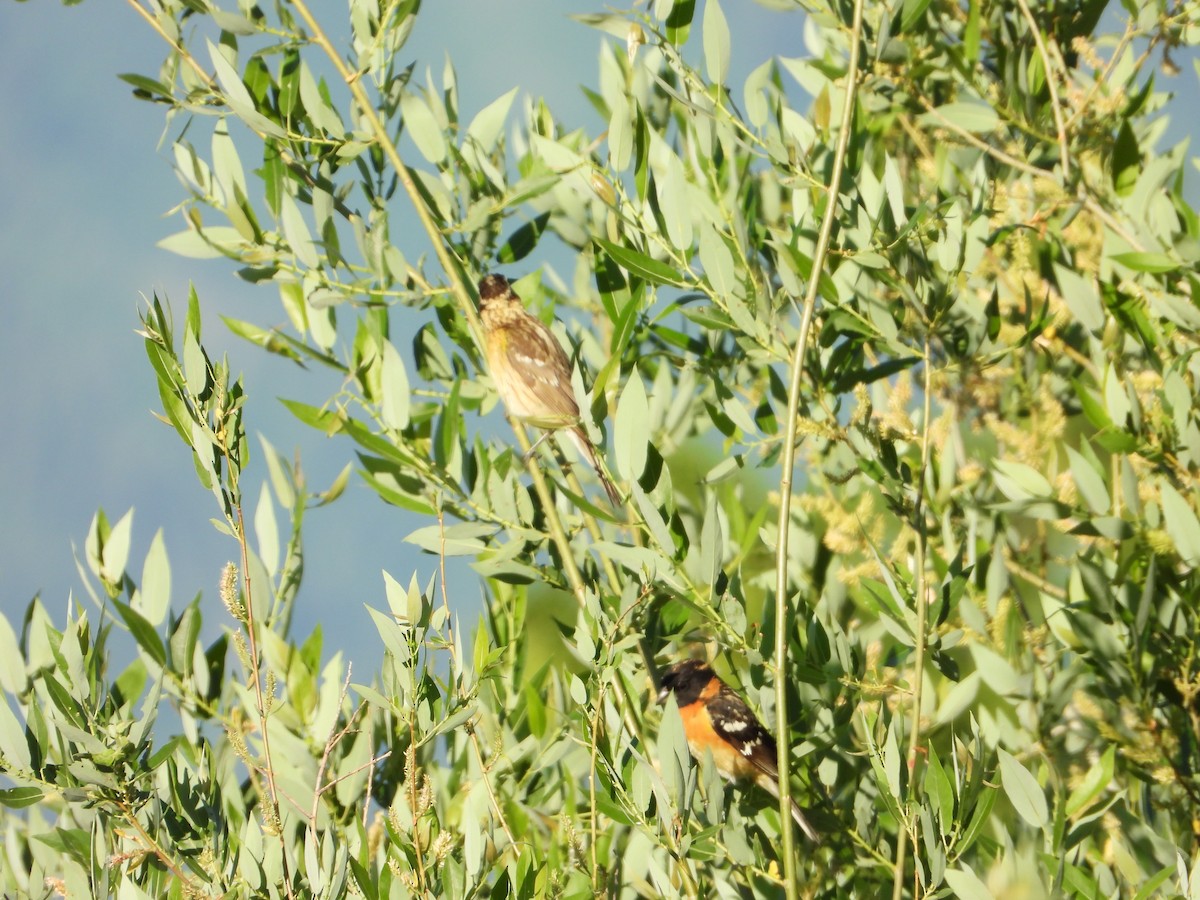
[
  {"x1": 477, "y1": 273, "x2": 621, "y2": 505},
  {"x1": 658, "y1": 658, "x2": 821, "y2": 843}
]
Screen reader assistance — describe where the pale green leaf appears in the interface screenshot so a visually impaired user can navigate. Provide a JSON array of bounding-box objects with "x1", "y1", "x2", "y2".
[
  {"x1": 1111, "y1": 251, "x2": 1180, "y2": 273},
  {"x1": 1053, "y1": 263, "x2": 1103, "y2": 331},
  {"x1": 743, "y1": 59, "x2": 772, "y2": 128},
  {"x1": 926, "y1": 746, "x2": 955, "y2": 830},
  {"x1": 883, "y1": 713, "x2": 902, "y2": 799},
  {"x1": 1065, "y1": 744, "x2": 1114, "y2": 817},
  {"x1": 998, "y1": 747, "x2": 1049, "y2": 828},
  {"x1": 206, "y1": 40, "x2": 285, "y2": 138},
  {"x1": 992, "y1": 459, "x2": 1053, "y2": 501},
  {"x1": 254, "y1": 483, "x2": 279, "y2": 579},
  {"x1": 1066, "y1": 445, "x2": 1110, "y2": 515},
  {"x1": 922, "y1": 100, "x2": 999, "y2": 133},
  {"x1": 614, "y1": 373, "x2": 649, "y2": 483},
  {"x1": 465, "y1": 87, "x2": 518, "y2": 152},
  {"x1": 657, "y1": 146, "x2": 693, "y2": 252},
  {"x1": 298, "y1": 61, "x2": 345, "y2": 137},
  {"x1": 404, "y1": 522, "x2": 496, "y2": 555},
  {"x1": 703, "y1": 0, "x2": 730, "y2": 84},
  {"x1": 158, "y1": 228, "x2": 233, "y2": 259},
  {"x1": 698, "y1": 224, "x2": 736, "y2": 298},
  {"x1": 137, "y1": 529, "x2": 171, "y2": 627},
  {"x1": 401, "y1": 91, "x2": 447, "y2": 164},
  {"x1": 1160, "y1": 480, "x2": 1200, "y2": 565},
  {"x1": 0, "y1": 697, "x2": 31, "y2": 769},
  {"x1": 101, "y1": 509, "x2": 135, "y2": 587},
  {"x1": 0, "y1": 613, "x2": 24, "y2": 694},
  {"x1": 280, "y1": 192, "x2": 318, "y2": 269},
  {"x1": 380, "y1": 339, "x2": 411, "y2": 430},
  {"x1": 944, "y1": 865, "x2": 995, "y2": 900}
]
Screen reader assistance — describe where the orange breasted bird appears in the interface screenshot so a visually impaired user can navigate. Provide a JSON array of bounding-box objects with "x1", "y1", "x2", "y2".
[{"x1": 657, "y1": 658, "x2": 820, "y2": 843}]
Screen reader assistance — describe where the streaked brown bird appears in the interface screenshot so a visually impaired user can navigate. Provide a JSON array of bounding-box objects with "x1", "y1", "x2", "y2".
[
  {"x1": 657, "y1": 658, "x2": 821, "y2": 843},
  {"x1": 477, "y1": 273, "x2": 620, "y2": 505}
]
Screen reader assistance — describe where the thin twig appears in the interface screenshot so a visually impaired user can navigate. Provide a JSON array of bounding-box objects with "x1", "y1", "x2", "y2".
[
  {"x1": 1013, "y1": 0, "x2": 1070, "y2": 179},
  {"x1": 114, "y1": 799, "x2": 199, "y2": 889},
  {"x1": 467, "y1": 727, "x2": 519, "y2": 849},
  {"x1": 233, "y1": 502, "x2": 295, "y2": 899},
  {"x1": 309, "y1": 667, "x2": 358, "y2": 828},
  {"x1": 588, "y1": 679, "x2": 607, "y2": 892},
  {"x1": 890, "y1": 336, "x2": 934, "y2": 900},
  {"x1": 772, "y1": 0, "x2": 864, "y2": 894}
]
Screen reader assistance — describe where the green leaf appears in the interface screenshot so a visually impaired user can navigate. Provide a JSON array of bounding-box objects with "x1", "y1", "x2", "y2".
[
  {"x1": 702, "y1": 0, "x2": 730, "y2": 84},
  {"x1": 137, "y1": 529, "x2": 172, "y2": 627},
  {"x1": 998, "y1": 748, "x2": 1048, "y2": 829},
  {"x1": 992, "y1": 459, "x2": 1054, "y2": 502},
  {"x1": 594, "y1": 238, "x2": 685, "y2": 286},
  {"x1": 664, "y1": 0, "x2": 695, "y2": 45},
  {"x1": 101, "y1": 508, "x2": 135, "y2": 587},
  {"x1": 253, "y1": 483, "x2": 279, "y2": 577},
  {"x1": 404, "y1": 522, "x2": 496, "y2": 556},
  {"x1": 963, "y1": 0, "x2": 981, "y2": 60},
  {"x1": 1111, "y1": 251, "x2": 1180, "y2": 273},
  {"x1": 1065, "y1": 445, "x2": 1110, "y2": 515},
  {"x1": 380, "y1": 339, "x2": 411, "y2": 431},
  {"x1": 1112, "y1": 120, "x2": 1140, "y2": 195},
  {"x1": 298, "y1": 61, "x2": 346, "y2": 137},
  {"x1": 158, "y1": 227, "x2": 236, "y2": 260},
  {"x1": 0, "y1": 697, "x2": 31, "y2": 769},
  {"x1": 1065, "y1": 744, "x2": 1114, "y2": 817},
  {"x1": 0, "y1": 787, "x2": 44, "y2": 809},
  {"x1": 657, "y1": 148, "x2": 693, "y2": 252},
  {"x1": 698, "y1": 225, "x2": 736, "y2": 299},
  {"x1": 743, "y1": 59, "x2": 773, "y2": 129},
  {"x1": 944, "y1": 865, "x2": 995, "y2": 900},
  {"x1": 118, "y1": 72, "x2": 173, "y2": 101},
  {"x1": 401, "y1": 91, "x2": 447, "y2": 164},
  {"x1": 1159, "y1": 480, "x2": 1200, "y2": 565},
  {"x1": 614, "y1": 372, "x2": 649, "y2": 484},
  {"x1": 657, "y1": 693, "x2": 691, "y2": 808},
  {"x1": 498, "y1": 213, "x2": 551, "y2": 264},
  {"x1": 113, "y1": 599, "x2": 167, "y2": 668},
  {"x1": 1053, "y1": 263, "x2": 1104, "y2": 331},
  {"x1": 1131, "y1": 866, "x2": 1176, "y2": 900},
  {"x1": 925, "y1": 746, "x2": 955, "y2": 830},
  {"x1": 921, "y1": 101, "x2": 999, "y2": 134},
  {"x1": 465, "y1": 86, "x2": 518, "y2": 152},
  {"x1": 0, "y1": 613, "x2": 24, "y2": 694},
  {"x1": 882, "y1": 714, "x2": 902, "y2": 799},
  {"x1": 206, "y1": 41, "x2": 285, "y2": 138},
  {"x1": 280, "y1": 192, "x2": 318, "y2": 269}
]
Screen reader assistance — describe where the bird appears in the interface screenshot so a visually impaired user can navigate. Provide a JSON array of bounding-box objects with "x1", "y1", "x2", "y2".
[
  {"x1": 476, "y1": 273, "x2": 621, "y2": 506},
  {"x1": 657, "y1": 658, "x2": 821, "y2": 843}
]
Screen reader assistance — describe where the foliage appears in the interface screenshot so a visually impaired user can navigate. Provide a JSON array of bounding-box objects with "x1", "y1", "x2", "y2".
[{"x1": 5, "y1": 0, "x2": 1200, "y2": 897}]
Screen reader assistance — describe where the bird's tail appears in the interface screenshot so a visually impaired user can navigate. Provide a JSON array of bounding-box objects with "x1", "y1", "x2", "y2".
[
  {"x1": 567, "y1": 426, "x2": 622, "y2": 506},
  {"x1": 758, "y1": 775, "x2": 822, "y2": 845},
  {"x1": 787, "y1": 797, "x2": 822, "y2": 845}
]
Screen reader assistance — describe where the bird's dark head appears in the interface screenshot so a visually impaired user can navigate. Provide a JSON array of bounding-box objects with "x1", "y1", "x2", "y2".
[
  {"x1": 477, "y1": 273, "x2": 514, "y2": 310},
  {"x1": 657, "y1": 659, "x2": 714, "y2": 706}
]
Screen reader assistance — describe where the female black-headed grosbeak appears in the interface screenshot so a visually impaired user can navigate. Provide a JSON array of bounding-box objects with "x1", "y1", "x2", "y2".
[
  {"x1": 658, "y1": 658, "x2": 821, "y2": 843},
  {"x1": 477, "y1": 273, "x2": 621, "y2": 505}
]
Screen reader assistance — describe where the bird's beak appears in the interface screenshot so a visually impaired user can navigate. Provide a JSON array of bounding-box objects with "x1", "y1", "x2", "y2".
[{"x1": 656, "y1": 685, "x2": 670, "y2": 705}]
